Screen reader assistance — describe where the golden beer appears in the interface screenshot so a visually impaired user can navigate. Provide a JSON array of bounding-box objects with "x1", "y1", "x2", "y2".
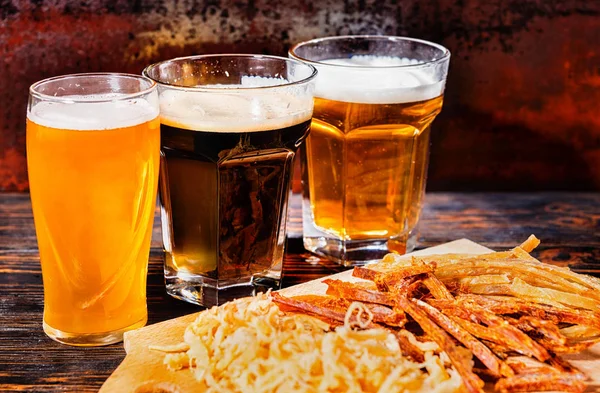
[
  {"x1": 27, "y1": 74, "x2": 160, "y2": 345},
  {"x1": 291, "y1": 36, "x2": 450, "y2": 265},
  {"x1": 306, "y1": 95, "x2": 443, "y2": 250}
]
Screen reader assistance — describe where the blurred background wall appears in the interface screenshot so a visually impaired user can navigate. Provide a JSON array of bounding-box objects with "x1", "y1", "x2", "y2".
[{"x1": 1, "y1": 0, "x2": 599, "y2": 192}]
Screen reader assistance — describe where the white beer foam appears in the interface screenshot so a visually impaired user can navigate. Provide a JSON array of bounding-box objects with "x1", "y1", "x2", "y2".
[
  {"x1": 28, "y1": 95, "x2": 159, "y2": 130},
  {"x1": 314, "y1": 56, "x2": 444, "y2": 104},
  {"x1": 159, "y1": 76, "x2": 314, "y2": 133}
]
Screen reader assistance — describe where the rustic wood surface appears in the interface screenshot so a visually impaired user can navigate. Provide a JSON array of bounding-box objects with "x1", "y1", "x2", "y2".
[{"x1": 0, "y1": 192, "x2": 598, "y2": 392}]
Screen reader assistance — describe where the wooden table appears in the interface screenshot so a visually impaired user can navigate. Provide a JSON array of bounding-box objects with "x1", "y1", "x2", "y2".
[{"x1": 1, "y1": 192, "x2": 598, "y2": 392}]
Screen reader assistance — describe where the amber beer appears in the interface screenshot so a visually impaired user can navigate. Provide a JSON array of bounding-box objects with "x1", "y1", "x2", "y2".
[
  {"x1": 27, "y1": 74, "x2": 159, "y2": 345},
  {"x1": 291, "y1": 37, "x2": 450, "y2": 265},
  {"x1": 144, "y1": 55, "x2": 316, "y2": 307},
  {"x1": 307, "y1": 94, "x2": 443, "y2": 247}
]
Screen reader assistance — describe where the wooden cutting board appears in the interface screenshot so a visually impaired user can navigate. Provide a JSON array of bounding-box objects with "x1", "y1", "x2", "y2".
[{"x1": 99, "y1": 239, "x2": 600, "y2": 393}]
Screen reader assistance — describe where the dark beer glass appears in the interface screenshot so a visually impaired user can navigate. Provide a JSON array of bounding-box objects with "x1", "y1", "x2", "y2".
[{"x1": 144, "y1": 55, "x2": 316, "y2": 306}]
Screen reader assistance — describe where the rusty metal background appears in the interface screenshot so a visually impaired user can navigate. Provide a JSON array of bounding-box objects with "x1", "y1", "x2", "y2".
[{"x1": 1, "y1": 0, "x2": 599, "y2": 191}]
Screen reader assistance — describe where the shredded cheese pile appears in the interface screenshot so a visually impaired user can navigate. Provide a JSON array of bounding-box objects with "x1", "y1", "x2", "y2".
[{"x1": 155, "y1": 293, "x2": 462, "y2": 393}]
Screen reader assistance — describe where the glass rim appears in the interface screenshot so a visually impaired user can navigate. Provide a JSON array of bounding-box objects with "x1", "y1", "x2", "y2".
[
  {"x1": 289, "y1": 35, "x2": 451, "y2": 69},
  {"x1": 142, "y1": 53, "x2": 318, "y2": 92},
  {"x1": 29, "y1": 72, "x2": 157, "y2": 104}
]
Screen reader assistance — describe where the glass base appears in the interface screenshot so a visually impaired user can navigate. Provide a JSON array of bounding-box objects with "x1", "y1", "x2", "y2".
[
  {"x1": 165, "y1": 272, "x2": 281, "y2": 308},
  {"x1": 42, "y1": 316, "x2": 147, "y2": 347},
  {"x1": 303, "y1": 232, "x2": 418, "y2": 267}
]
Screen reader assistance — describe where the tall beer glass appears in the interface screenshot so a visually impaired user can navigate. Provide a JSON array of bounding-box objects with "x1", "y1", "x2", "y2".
[
  {"x1": 27, "y1": 74, "x2": 160, "y2": 345},
  {"x1": 290, "y1": 36, "x2": 450, "y2": 265},
  {"x1": 144, "y1": 55, "x2": 316, "y2": 307}
]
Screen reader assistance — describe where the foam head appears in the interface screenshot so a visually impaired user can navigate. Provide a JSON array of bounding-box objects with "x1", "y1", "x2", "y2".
[
  {"x1": 28, "y1": 95, "x2": 159, "y2": 131},
  {"x1": 312, "y1": 56, "x2": 445, "y2": 104},
  {"x1": 158, "y1": 76, "x2": 314, "y2": 132}
]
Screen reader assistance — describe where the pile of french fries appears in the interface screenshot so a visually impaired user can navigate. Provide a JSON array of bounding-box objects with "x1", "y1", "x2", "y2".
[{"x1": 273, "y1": 236, "x2": 600, "y2": 393}]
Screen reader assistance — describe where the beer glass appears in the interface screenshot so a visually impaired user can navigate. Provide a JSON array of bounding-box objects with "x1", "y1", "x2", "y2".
[
  {"x1": 290, "y1": 36, "x2": 450, "y2": 265},
  {"x1": 143, "y1": 55, "x2": 316, "y2": 307},
  {"x1": 27, "y1": 73, "x2": 160, "y2": 345}
]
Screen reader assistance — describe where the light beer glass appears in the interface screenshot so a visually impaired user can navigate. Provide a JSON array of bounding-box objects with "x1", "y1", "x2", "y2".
[
  {"x1": 290, "y1": 36, "x2": 450, "y2": 265},
  {"x1": 144, "y1": 55, "x2": 316, "y2": 307},
  {"x1": 27, "y1": 74, "x2": 160, "y2": 345}
]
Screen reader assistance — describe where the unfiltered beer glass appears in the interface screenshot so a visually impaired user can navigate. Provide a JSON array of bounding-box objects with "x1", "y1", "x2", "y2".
[
  {"x1": 144, "y1": 55, "x2": 316, "y2": 307},
  {"x1": 27, "y1": 73, "x2": 160, "y2": 345},
  {"x1": 290, "y1": 36, "x2": 450, "y2": 265}
]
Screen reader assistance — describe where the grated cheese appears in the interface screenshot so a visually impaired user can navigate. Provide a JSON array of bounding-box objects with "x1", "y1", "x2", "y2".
[{"x1": 154, "y1": 293, "x2": 463, "y2": 393}]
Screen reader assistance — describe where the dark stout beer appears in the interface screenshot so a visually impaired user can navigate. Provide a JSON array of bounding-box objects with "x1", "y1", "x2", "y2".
[
  {"x1": 160, "y1": 119, "x2": 310, "y2": 280},
  {"x1": 144, "y1": 54, "x2": 316, "y2": 305}
]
